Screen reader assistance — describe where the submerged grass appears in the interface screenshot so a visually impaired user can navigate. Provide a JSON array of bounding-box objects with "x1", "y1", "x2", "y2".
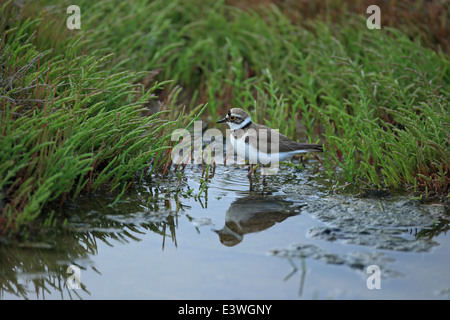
[{"x1": 0, "y1": 0, "x2": 448, "y2": 237}]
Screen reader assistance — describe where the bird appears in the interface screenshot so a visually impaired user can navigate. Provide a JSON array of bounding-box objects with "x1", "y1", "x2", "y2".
[{"x1": 217, "y1": 108, "x2": 323, "y2": 178}]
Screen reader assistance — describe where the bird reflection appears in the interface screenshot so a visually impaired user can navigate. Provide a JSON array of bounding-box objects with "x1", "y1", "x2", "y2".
[{"x1": 215, "y1": 193, "x2": 303, "y2": 246}]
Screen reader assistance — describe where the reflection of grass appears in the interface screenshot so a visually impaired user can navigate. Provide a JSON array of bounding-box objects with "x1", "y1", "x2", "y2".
[
  {"x1": 416, "y1": 216, "x2": 450, "y2": 240},
  {"x1": 1, "y1": 0, "x2": 448, "y2": 236},
  {"x1": 0, "y1": 178, "x2": 184, "y2": 299}
]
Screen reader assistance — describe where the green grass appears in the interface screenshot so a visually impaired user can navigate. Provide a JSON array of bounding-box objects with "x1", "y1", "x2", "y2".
[
  {"x1": 102, "y1": 0, "x2": 446, "y2": 197},
  {"x1": 1, "y1": 0, "x2": 449, "y2": 237},
  {"x1": 0, "y1": 1, "x2": 204, "y2": 236}
]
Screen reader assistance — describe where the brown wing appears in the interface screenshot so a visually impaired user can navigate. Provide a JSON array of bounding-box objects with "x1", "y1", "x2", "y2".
[{"x1": 254, "y1": 123, "x2": 323, "y2": 153}]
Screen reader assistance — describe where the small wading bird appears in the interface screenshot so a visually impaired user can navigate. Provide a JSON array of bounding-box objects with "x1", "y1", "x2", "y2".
[{"x1": 217, "y1": 108, "x2": 323, "y2": 181}]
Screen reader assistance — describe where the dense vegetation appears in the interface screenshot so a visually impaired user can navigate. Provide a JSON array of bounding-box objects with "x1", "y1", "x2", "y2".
[{"x1": 1, "y1": 0, "x2": 448, "y2": 237}]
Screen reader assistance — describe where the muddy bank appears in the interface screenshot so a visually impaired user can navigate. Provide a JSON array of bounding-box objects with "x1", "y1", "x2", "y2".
[{"x1": 269, "y1": 171, "x2": 448, "y2": 279}]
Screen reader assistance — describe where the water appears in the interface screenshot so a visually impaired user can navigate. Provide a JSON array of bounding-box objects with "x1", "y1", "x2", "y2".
[{"x1": 1, "y1": 164, "x2": 449, "y2": 299}]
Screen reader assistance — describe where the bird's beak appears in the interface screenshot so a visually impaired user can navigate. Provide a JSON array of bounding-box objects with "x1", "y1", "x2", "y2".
[{"x1": 216, "y1": 117, "x2": 227, "y2": 123}]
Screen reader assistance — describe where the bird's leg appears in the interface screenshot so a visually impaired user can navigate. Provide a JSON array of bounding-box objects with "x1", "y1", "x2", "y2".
[
  {"x1": 224, "y1": 150, "x2": 232, "y2": 166},
  {"x1": 253, "y1": 164, "x2": 259, "y2": 177},
  {"x1": 247, "y1": 164, "x2": 254, "y2": 178}
]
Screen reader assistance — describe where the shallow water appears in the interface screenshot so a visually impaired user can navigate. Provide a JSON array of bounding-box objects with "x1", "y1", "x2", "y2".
[{"x1": 1, "y1": 164, "x2": 449, "y2": 299}]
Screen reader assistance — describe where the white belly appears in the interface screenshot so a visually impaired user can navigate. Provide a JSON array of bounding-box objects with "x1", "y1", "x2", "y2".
[{"x1": 230, "y1": 133, "x2": 308, "y2": 164}]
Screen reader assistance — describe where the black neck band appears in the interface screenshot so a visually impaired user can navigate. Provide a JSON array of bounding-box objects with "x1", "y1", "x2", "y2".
[{"x1": 240, "y1": 120, "x2": 252, "y2": 130}]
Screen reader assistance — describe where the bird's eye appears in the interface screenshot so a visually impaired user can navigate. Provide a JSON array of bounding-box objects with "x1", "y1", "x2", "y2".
[{"x1": 230, "y1": 116, "x2": 236, "y2": 121}]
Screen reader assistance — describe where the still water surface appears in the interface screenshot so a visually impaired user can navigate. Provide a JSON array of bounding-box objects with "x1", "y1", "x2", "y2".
[{"x1": 1, "y1": 164, "x2": 449, "y2": 299}]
